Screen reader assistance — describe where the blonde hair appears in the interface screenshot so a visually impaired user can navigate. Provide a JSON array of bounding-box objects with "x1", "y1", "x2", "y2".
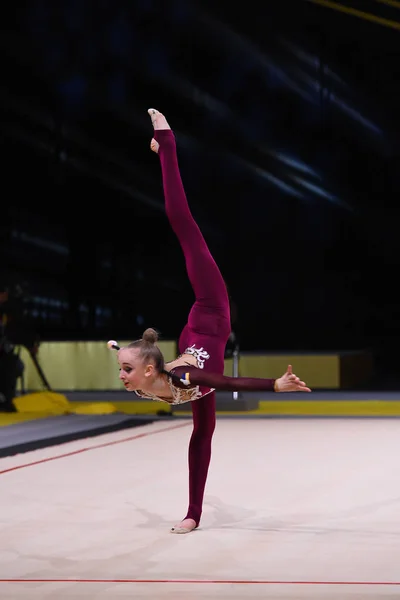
[{"x1": 127, "y1": 328, "x2": 164, "y2": 371}]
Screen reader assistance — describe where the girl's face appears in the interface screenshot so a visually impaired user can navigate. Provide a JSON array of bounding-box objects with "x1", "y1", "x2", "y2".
[{"x1": 117, "y1": 347, "x2": 156, "y2": 391}]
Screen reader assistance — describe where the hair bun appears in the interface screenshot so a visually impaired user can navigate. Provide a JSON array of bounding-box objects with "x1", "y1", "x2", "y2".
[{"x1": 142, "y1": 328, "x2": 159, "y2": 344}]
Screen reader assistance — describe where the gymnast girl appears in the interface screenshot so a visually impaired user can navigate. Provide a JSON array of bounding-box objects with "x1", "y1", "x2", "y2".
[{"x1": 108, "y1": 108, "x2": 311, "y2": 534}]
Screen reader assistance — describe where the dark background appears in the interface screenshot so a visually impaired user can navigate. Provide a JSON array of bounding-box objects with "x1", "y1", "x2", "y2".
[{"x1": 1, "y1": 0, "x2": 399, "y2": 384}]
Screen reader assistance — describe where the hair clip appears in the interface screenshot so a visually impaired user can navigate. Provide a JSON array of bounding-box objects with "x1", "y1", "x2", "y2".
[{"x1": 107, "y1": 340, "x2": 120, "y2": 351}]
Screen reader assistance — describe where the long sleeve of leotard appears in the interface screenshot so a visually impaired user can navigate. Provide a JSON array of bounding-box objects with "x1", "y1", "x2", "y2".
[{"x1": 171, "y1": 366, "x2": 276, "y2": 392}]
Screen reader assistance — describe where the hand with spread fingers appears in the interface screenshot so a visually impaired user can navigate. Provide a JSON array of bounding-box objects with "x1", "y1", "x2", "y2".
[{"x1": 274, "y1": 364, "x2": 311, "y2": 392}]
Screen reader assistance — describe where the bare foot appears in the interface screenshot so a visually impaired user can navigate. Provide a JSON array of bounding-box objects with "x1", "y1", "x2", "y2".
[
  {"x1": 147, "y1": 108, "x2": 171, "y2": 130},
  {"x1": 170, "y1": 518, "x2": 197, "y2": 534}
]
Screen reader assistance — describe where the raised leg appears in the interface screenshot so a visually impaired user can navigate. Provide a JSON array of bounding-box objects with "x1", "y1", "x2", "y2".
[{"x1": 148, "y1": 109, "x2": 230, "y2": 333}]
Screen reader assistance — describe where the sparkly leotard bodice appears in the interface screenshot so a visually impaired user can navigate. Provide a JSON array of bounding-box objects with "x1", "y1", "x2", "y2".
[{"x1": 134, "y1": 345, "x2": 214, "y2": 405}]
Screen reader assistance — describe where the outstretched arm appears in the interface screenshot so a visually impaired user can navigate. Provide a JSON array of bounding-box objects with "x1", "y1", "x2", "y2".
[{"x1": 170, "y1": 364, "x2": 311, "y2": 393}]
